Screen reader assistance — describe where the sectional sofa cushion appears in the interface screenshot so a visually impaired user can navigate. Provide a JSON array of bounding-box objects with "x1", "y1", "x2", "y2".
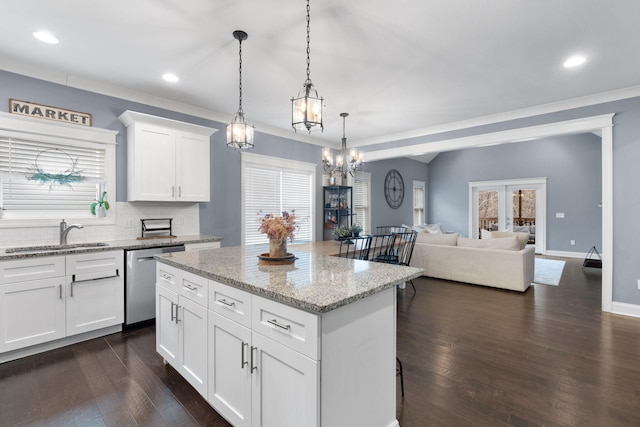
[
  {"x1": 416, "y1": 232, "x2": 459, "y2": 246},
  {"x1": 481, "y1": 230, "x2": 529, "y2": 250}
]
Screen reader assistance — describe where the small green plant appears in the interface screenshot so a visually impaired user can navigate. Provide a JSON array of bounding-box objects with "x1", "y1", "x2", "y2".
[
  {"x1": 334, "y1": 225, "x2": 351, "y2": 239},
  {"x1": 349, "y1": 223, "x2": 363, "y2": 236},
  {"x1": 90, "y1": 191, "x2": 110, "y2": 216}
]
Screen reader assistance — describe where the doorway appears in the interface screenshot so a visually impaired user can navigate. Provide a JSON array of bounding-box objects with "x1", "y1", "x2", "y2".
[{"x1": 470, "y1": 178, "x2": 547, "y2": 254}]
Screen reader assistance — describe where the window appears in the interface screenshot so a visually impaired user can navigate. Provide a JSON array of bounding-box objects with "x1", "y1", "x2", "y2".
[
  {"x1": 413, "y1": 181, "x2": 425, "y2": 225},
  {"x1": 242, "y1": 152, "x2": 316, "y2": 245},
  {"x1": 352, "y1": 172, "x2": 371, "y2": 234},
  {"x1": 0, "y1": 113, "x2": 117, "y2": 226}
]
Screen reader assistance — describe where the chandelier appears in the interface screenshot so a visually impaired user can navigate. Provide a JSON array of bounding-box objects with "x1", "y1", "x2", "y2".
[
  {"x1": 322, "y1": 113, "x2": 364, "y2": 180},
  {"x1": 227, "y1": 30, "x2": 254, "y2": 149},
  {"x1": 291, "y1": 0, "x2": 324, "y2": 133}
]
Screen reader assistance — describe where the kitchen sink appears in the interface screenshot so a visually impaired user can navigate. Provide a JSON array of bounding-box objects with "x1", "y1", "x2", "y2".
[{"x1": 5, "y1": 242, "x2": 110, "y2": 253}]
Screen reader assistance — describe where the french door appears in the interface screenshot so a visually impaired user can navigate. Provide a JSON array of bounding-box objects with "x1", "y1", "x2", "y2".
[{"x1": 469, "y1": 178, "x2": 547, "y2": 254}]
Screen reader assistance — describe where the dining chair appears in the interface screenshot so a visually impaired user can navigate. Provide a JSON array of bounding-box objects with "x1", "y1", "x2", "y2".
[
  {"x1": 369, "y1": 234, "x2": 398, "y2": 263},
  {"x1": 375, "y1": 225, "x2": 410, "y2": 235},
  {"x1": 393, "y1": 231, "x2": 418, "y2": 292},
  {"x1": 338, "y1": 235, "x2": 372, "y2": 260},
  {"x1": 397, "y1": 357, "x2": 405, "y2": 397}
]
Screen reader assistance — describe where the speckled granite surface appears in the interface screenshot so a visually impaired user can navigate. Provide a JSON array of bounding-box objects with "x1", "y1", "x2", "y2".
[
  {"x1": 0, "y1": 235, "x2": 223, "y2": 260},
  {"x1": 156, "y1": 245, "x2": 424, "y2": 313}
]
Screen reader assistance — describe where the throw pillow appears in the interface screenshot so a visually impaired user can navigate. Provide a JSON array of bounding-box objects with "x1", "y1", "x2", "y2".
[
  {"x1": 481, "y1": 230, "x2": 528, "y2": 250},
  {"x1": 424, "y1": 223, "x2": 444, "y2": 234},
  {"x1": 457, "y1": 237, "x2": 485, "y2": 248},
  {"x1": 483, "y1": 236, "x2": 520, "y2": 251},
  {"x1": 416, "y1": 232, "x2": 458, "y2": 246}
]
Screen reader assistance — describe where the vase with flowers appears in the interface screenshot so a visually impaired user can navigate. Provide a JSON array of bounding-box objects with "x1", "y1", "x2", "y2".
[{"x1": 258, "y1": 210, "x2": 299, "y2": 258}]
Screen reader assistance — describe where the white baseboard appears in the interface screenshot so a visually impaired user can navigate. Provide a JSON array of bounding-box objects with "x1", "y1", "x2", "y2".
[
  {"x1": 387, "y1": 420, "x2": 400, "y2": 427},
  {"x1": 611, "y1": 302, "x2": 640, "y2": 319},
  {"x1": 543, "y1": 250, "x2": 589, "y2": 259}
]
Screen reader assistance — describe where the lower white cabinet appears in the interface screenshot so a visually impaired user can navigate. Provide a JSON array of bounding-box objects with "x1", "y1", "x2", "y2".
[
  {"x1": 207, "y1": 282, "x2": 319, "y2": 427},
  {"x1": 0, "y1": 276, "x2": 66, "y2": 352},
  {"x1": 156, "y1": 269, "x2": 208, "y2": 397},
  {"x1": 0, "y1": 251, "x2": 124, "y2": 356},
  {"x1": 66, "y1": 251, "x2": 124, "y2": 336}
]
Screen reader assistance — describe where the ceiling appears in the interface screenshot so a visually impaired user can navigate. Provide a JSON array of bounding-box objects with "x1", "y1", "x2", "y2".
[{"x1": 3, "y1": 1, "x2": 640, "y2": 154}]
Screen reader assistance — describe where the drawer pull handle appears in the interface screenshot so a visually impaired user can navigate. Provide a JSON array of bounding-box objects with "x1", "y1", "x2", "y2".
[
  {"x1": 170, "y1": 302, "x2": 176, "y2": 322},
  {"x1": 241, "y1": 341, "x2": 248, "y2": 369},
  {"x1": 267, "y1": 319, "x2": 291, "y2": 332},
  {"x1": 218, "y1": 299, "x2": 235, "y2": 308},
  {"x1": 160, "y1": 273, "x2": 172, "y2": 280},
  {"x1": 183, "y1": 284, "x2": 198, "y2": 292},
  {"x1": 59, "y1": 284, "x2": 62, "y2": 300},
  {"x1": 71, "y1": 270, "x2": 120, "y2": 284},
  {"x1": 251, "y1": 346, "x2": 257, "y2": 373}
]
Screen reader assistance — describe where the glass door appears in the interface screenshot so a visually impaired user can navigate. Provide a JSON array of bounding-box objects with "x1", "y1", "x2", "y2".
[{"x1": 470, "y1": 178, "x2": 546, "y2": 254}]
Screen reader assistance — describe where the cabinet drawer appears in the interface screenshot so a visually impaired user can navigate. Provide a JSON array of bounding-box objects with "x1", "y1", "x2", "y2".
[
  {"x1": 209, "y1": 281, "x2": 251, "y2": 328},
  {"x1": 178, "y1": 270, "x2": 208, "y2": 308},
  {"x1": 252, "y1": 295, "x2": 319, "y2": 360},
  {"x1": 66, "y1": 251, "x2": 123, "y2": 276},
  {"x1": 0, "y1": 256, "x2": 66, "y2": 284},
  {"x1": 157, "y1": 263, "x2": 179, "y2": 292}
]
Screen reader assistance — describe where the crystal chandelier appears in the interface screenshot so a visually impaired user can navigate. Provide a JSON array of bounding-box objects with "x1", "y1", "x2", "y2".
[
  {"x1": 227, "y1": 30, "x2": 254, "y2": 149},
  {"x1": 291, "y1": 0, "x2": 324, "y2": 133},
  {"x1": 322, "y1": 113, "x2": 364, "y2": 180}
]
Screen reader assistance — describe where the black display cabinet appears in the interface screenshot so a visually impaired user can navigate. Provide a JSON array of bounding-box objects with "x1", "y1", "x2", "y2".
[{"x1": 323, "y1": 185, "x2": 354, "y2": 240}]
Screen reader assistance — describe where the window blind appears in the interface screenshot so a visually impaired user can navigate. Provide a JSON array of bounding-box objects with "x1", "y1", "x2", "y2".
[
  {"x1": 0, "y1": 137, "x2": 106, "y2": 214},
  {"x1": 244, "y1": 163, "x2": 313, "y2": 245},
  {"x1": 353, "y1": 174, "x2": 370, "y2": 234},
  {"x1": 413, "y1": 185, "x2": 425, "y2": 225}
]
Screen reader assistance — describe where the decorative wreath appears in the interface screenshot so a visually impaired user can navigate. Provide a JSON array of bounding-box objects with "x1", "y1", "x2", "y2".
[{"x1": 25, "y1": 148, "x2": 84, "y2": 189}]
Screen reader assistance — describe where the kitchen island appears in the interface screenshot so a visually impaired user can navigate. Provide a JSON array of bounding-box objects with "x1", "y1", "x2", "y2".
[{"x1": 155, "y1": 244, "x2": 423, "y2": 427}]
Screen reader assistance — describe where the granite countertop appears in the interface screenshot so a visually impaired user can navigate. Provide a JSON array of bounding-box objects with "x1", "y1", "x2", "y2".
[
  {"x1": 0, "y1": 235, "x2": 223, "y2": 260},
  {"x1": 155, "y1": 245, "x2": 424, "y2": 314}
]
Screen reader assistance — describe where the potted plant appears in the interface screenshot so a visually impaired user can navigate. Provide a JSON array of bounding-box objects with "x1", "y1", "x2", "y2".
[
  {"x1": 90, "y1": 191, "x2": 110, "y2": 218},
  {"x1": 334, "y1": 225, "x2": 351, "y2": 240},
  {"x1": 349, "y1": 223, "x2": 363, "y2": 237}
]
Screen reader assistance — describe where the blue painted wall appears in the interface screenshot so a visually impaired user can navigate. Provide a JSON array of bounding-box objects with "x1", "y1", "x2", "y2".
[{"x1": 428, "y1": 134, "x2": 602, "y2": 252}]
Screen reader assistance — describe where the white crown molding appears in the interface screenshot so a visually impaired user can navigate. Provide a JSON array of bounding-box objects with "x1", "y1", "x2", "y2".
[
  {"x1": 364, "y1": 114, "x2": 615, "y2": 162},
  {"x1": 1, "y1": 60, "x2": 327, "y2": 147},
  {"x1": 352, "y1": 85, "x2": 640, "y2": 148},
  {"x1": 4, "y1": 58, "x2": 638, "y2": 150}
]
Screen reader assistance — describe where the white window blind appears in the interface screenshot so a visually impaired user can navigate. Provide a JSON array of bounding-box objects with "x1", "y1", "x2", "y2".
[
  {"x1": 353, "y1": 173, "x2": 371, "y2": 234},
  {"x1": 0, "y1": 137, "x2": 106, "y2": 217},
  {"x1": 413, "y1": 182, "x2": 425, "y2": 225},
  {"x1": 242, "y1": 153, "x2": 315, "y2": 245}
]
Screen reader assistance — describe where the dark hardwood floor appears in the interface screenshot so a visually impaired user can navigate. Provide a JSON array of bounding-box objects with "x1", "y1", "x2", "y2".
[{"x1": 1, "y1": 257, "x2": 639, "y2": 426}]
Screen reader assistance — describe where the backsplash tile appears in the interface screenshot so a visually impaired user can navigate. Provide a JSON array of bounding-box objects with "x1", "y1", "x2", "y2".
[{"x1": 0, "y1": 202, "x2": 200, "y2": 247}]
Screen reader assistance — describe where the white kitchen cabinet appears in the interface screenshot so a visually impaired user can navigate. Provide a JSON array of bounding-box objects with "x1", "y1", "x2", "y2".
[
  {"x1": 0, "y1": 277, "x2": 66, "y2": 353},
  {"x1": 119, "y1": 110, "x2": 217, "y2": 202},
  {"x1": 65, "y1": 251, "x2": 124, "y2": 336},
  {"x1": 0, "y1": 252, "x2": 124, "y2": 358},
  {"x1": 156, "y1": 264, "x2": 208, "y2": 397},
  {"x1": 207, "y1": 281, "x2": 319, "y2": 427}
]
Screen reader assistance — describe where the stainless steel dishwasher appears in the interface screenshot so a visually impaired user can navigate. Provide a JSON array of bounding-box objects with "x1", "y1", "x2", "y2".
[{"x1": 125, "y1": 245, "x2": 185, "y2": 325}]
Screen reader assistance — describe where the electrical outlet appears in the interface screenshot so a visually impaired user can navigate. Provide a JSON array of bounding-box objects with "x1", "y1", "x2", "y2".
[
  {"x1": 570, "y1": 240, "x2": 576, "y2": 245},
  {"x1": 556, "y1": 212, "x2": 565, "y2": 218},
  {"x1": 637, "y1": 279, "x2": 640, "y2": 290}
]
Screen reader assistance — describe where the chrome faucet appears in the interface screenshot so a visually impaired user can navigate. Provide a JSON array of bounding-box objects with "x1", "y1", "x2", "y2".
[{"x1": 59, "y1": 219, "x2": 83, "y2": 245}]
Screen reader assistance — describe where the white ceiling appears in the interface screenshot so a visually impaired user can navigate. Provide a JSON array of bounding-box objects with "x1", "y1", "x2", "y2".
[{"x1": 3, "y1": 1, "x2": 640, "y2": 153}]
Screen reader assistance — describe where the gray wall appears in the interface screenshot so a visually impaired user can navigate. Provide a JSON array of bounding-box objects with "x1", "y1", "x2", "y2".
[
  {"x1": 428, "y1": 134, "x2": 602, "y2": 252},
  {"x1": 0, "y1": 70, "x2": 321, "y2": 247},
  {"x1": 365, "y1": 96, "x2": 640, "y2": 305},
  {"x1": 365, "y1": 157, "x2": 429, "y2": 230}
]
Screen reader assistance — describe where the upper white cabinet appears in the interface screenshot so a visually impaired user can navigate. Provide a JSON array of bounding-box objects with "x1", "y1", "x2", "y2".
[{"x1": 118, "y1": 110, "x2": 218, "y2": 202}]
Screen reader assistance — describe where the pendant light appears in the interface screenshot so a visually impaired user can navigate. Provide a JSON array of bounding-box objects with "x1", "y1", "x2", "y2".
[
  {"x1": 291, "y1": 0, "x2": 324, "y2": 133},
  {"x1": 227, "y1": 30, "x2": 254, "y2": 149},
  {"x1": 322, "y1": 113, "x2": 364, "y2": 180}
]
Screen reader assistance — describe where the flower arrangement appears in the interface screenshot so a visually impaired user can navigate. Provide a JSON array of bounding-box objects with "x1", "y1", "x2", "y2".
[{"x1": 258, "y1": 210, "x2": 299, "y2": 243}]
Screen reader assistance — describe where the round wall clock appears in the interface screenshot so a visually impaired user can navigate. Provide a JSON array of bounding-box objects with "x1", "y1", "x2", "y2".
[{"x1": 384, "y1": 169, "x2": 404, "y2": 209}]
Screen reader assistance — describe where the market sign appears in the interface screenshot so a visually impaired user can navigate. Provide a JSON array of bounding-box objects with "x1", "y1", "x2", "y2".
[{"x1": 9, "y1": 99, "x2": 92, "y2": 126}]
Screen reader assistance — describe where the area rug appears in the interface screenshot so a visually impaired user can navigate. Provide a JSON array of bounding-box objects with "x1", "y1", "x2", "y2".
[{"x1": 533, "y1": 258, "x2": 565, "y2": 286}]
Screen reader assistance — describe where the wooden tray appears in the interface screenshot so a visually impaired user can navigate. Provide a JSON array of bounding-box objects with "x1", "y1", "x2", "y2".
[{"x1": 257, "y1": 252, "x2": 296, "y2": 265}]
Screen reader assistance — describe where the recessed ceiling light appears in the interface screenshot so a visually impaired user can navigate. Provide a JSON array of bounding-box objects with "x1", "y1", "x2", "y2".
[
  {"x1": 563, "y1": 55, "x2": 586, "y2": 68},
  {"x1": 162, "y1": 73, "x2": 179, "y2": 83},
  {"x1": 33, "y1": 31, "x2": 59, "y2": 44}
]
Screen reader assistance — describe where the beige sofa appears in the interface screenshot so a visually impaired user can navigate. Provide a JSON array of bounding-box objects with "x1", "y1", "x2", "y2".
[{"x1": 409, "y1": 232, "x2": 535, "y2": 292}]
